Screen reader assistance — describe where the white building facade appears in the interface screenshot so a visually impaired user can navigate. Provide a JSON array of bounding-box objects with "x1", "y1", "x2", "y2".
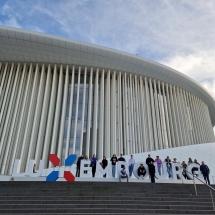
[{"x1": 0, "y1": 26, "x2": 215, "y2": 175}]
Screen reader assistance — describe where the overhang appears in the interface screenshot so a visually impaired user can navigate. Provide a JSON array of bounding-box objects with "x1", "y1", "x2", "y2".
[{"x1": 0, "y1": 25, "x2": 215, "y2": 125}]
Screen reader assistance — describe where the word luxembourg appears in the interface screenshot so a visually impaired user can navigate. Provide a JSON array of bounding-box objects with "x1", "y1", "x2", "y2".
[{"x1": 12, "y1": 154, "x2": 204, "y2": 181}]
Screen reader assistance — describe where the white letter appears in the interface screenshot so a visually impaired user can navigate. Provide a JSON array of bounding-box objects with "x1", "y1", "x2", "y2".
[
  {"x1": 171, "y1": 162, "x2": 181, "y2": 180},
  {"x1": 117, "y1": 161, "x2": 129, "y2": 178},
  {"x1": 133, "y1": 162, "x2": 149, "y2": 179},
  {"x1": 186, "y1": 163, "x2": 203, "y2": 180},
  {"x1": 95, "y1": 162, "x2": 112, "y2": 178},
  {"x1": 80, "y1": 160, "x2": 91, "y2": 177},
  {"x1": 12, "y1": 159, "x2": 25, "y2": 177},
  {"x1": 26, "y1": 159, "x2": 44, "y2": 177}
]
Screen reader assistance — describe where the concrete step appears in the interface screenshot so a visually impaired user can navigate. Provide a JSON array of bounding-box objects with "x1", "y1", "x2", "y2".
[
  {"x1": 1, "y1": 208, "x2": 215, "y2": 214},
  {"x1": 0, "y1": 204, "x2": 214, "y2": 210}
]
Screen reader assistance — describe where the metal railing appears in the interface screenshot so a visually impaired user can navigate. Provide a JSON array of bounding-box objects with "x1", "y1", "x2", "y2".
[{"x1": 182, "y1": 167, "x2": 215, "y2": 211}]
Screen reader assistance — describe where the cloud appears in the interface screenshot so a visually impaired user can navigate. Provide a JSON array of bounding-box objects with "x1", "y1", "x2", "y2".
[{"x1": 161, "y1": 50, "x2": 215, "y2": 98}]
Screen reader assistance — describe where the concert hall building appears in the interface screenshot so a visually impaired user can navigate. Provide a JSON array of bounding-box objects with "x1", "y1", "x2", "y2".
[{"x1": 0, "y1": 25, "x2": 215, "y2": 175}]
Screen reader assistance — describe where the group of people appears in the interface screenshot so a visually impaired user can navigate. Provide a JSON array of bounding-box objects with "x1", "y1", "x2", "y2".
[
  {"x1": 75, "y1": 154, "x2": 211, "y2": 185},
  {"x1": 146, "y1": 155, "x2": 210, "y2": 185}
]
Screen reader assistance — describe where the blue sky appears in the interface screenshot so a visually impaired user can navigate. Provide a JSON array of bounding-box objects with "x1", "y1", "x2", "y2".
[{"x1": 0, "y1": 0, "x2": 215, "y2": 97}]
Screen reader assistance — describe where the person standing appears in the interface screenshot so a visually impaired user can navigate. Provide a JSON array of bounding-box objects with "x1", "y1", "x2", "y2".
[
  {"x1": 90, "y1": 154, "x2": 98, "y2": 177},
  {"x1": 181, "y1": 161, "x2": 188, "y2": 179},
  {"x1": 102, "y1": 156, "x2": 108, "y2": 178},
  {"x1": 128, "y1": 155, "x2": 135, "y2": 177},
  {"x1": 76, "y1": 155, "x2": 84, "y2": 177},
  {"x1": 200, "y1": 161, "x2": 210, "y2": 185},
  {"x1": 165, "y1": 156, "x2": 172, "y2": 179},
  {"x1": 148, "y1": 161, "x2": 156, "y2": 183},
  {"x1": 154, "y1": 156, "x2": 162, "y2": 175},
  {"x1": 117, "y1": 154, "x2": 126, "y2": 162},
  {"x1": 188, "y1": 158, "x2": 193, "y2": 165},
  {"x1": 118, "y1": 154, "x2": 126, "y2": 168},
  {"x1": 110, "y1": 154, "x2": 117, "y2": 177},
  {"x1": 146, "y1": 154, "x2": 154, "y2": 166}
]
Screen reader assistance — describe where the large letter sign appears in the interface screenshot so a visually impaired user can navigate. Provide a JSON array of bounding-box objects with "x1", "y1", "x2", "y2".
[{"x1": 46, "y1": 154, "x2": 76, "y2": 182}]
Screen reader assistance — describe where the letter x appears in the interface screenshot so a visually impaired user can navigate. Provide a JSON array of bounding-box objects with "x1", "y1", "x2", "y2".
[{"x1": 46, "y1": 154, "x2": 76, "y2": 182}]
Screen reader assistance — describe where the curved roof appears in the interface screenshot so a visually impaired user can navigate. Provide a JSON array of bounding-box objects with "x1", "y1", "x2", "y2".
[{"x1": 0, "y1": 25, "x2": 215, "y2": 125}]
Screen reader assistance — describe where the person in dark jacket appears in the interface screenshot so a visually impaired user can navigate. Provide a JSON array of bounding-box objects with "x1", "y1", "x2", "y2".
[
  {"x1": 102, "y1": 156, "x2": 108, "y2": 178},
  {"x1": 118, "y1": 154, "x2": 126, "y2": 168},
  {"x1": 76, "y1": 155, "x2": 84, "y2": 177},
  {"x1": 137, "y1": 164, "x2": 146, "y2": 179},
  {"x1": 118, "y1": 154, "x2": 126, "y2": 161},
  {"x1": 148, "y1": 161, "x2": 156, "y2": 183},
  {"x1": 200, "y1": 161, "x2": 210, "y2": 185},
  {"x1": 110, "y1": 154, "x2": 117, "y2": 177},
  {"x1": 146, "y1": 154, "x2": 154, "y2": 166}
]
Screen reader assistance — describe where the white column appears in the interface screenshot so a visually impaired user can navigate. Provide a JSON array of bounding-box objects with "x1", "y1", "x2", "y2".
[
  {"x1": 50, "y1": 65, "x2": 64, "y2": 157},
  {"x1": 1, "y1": 64, "x2": 26, "y2": 174},
  {"x1": 198, "y1": 99, "x2": 206, "y2": 143},
  {"x1": 169, "y1": 85, "x2": 179, "y2": 147},
  {"x1": 162, "y1": 82, "x2": 171, "y2": 148},
  {"x1": 180, "y1": 89, "x2": 189, "y2": 146},
  {"x1": 196, "y1": 98, "x2": 205, "y2": 143},
  {"x1": 80, "y1": 67, "x2": 87, "y2": 156},
  {"x1": 158, "y1": 81, "x2": 167, "y2": 148},
  {"x1": 188, "y1": 93, "x2": 199, "y2": 144},
  {"x1": 134, "y1": 75, "x2": 141, "y2": 153},
  {"x1": 117, "y1": 72, "x2": 123, "y2": 154},
  {"x1": 201, "y1": 103, "x2": 210, "y2": 143},
  {"x1": 92, "y1": 68, "x2": 99, "y2": 154},
  {"x1": 42, "y1": 64, "x2": 58, "y2": 166},
  {"x1": 139, "y1": 76, "x2": 147, "y2": 151},
  {"x1": 153, "y1": 79, "x2": 162, "y2": 149},
  {"x1": 86, "y1": 67, "x2": 93, "y2": 157},
  {"x1": 26, "y1": 64, "x2": 46, "y2": 170},
  {"x1": 127, "y1": 76, "x2": 132, "y2": 153},
  {"x1": 0, "y1": 63, "x2": 14, "y2": 136},
  {"x1": 149, "y1": 78, "x2": 157, "y2": 150},
  {"x1": 205, "y1": 105, "x2": 214, "y2": 142},
  {"x1": 104, "y1": 69, "x2": 110, "y2": 157},
  {"x1": 131, "y1": 76, "x2": 138, "y2": 153},
  {"x1": 72, "y1": 66, "x2": 81, "y2": 154},
  {"x1": 176, "y1": 87, "x2": 186, "y2": 146},
  {"x1": 123, "y1": 73, "x2": 129, "y2": 155},
  {"x1": 0, "y1": 63, "x2": 21, "y2": 173},
  {"x1": 183, "y1": 91, "x2": 194, "y2": 145},
  {"x1": 64, "y1": 66, "x2": 75, "y2": 158},
  {"x1": 185, "y1": 91, "x2": 194, "y2": 144},
  {"x1": 165, "y1": 83, "x2": 175, "y2": 148},
  {"x1": 110, "y1": 70, "x2": 116, "y2": 154},
  {"x1": 98, "y1": 69, "x2": 104, "y2": 158},
  {"x1": 193, "y1": 96, "x2": 203, "y2": 143},
  {"x1": 173, "y1": 86, "x2": 183, "y2": 146},
  {"x1": 35, "y1": 64, "x2": 52, "y2": 165},
  {"x1": 145, "y1": 77, "x2": 153, "y2": 151},
  {"x1": 57, "y1": 65, "x2": 69, "y2": 159},
  {"x1": 0, "y1": 63, "x2": 8, "y2": 110},
  {"x1": 19, "y1": 64, "x2": 40, "y2": 172},
  {"x1": 10, "y1": 64, "x2": 33, "y2": 171}
]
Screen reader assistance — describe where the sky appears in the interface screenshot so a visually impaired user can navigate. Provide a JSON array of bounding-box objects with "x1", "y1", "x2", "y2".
[{"x1": 0, "y1": 0, "x2": 215, "y2": 98}]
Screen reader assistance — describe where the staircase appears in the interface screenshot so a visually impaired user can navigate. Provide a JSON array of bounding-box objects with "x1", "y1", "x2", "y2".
[{"x1": 0, "y1": 181, "x2": 215, "y2": 214}]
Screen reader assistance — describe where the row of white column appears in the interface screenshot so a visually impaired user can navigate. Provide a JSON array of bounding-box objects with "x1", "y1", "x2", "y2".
[{"x1": 0, "y1": 62, "x2": 214, "y2": 175}]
